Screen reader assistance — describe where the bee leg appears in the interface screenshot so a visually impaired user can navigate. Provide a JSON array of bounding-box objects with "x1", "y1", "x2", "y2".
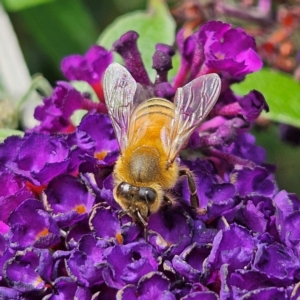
[
  {"x1": 179, "y1": 168, "x2": 199, "y2": 209},
  {"x1": 117, "y1": 210, "x2": 129, "y2": 226},
  {"x1": 144, "y1": 227, "x2": 148, "y2": 241},
  {"x1": 136, "y1": 210, "x2": 148, "y2": 227},
  {"x1": 136, "y1": 210, "x2": 148, "y2": 240}
]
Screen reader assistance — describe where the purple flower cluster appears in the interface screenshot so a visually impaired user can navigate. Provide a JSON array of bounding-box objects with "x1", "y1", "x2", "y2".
[{"x1": 0, "y1": 21, "x2": 297, "y2": 299}]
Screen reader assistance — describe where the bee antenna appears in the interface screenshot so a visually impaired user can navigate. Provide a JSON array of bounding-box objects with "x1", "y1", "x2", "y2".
[{"x1": 136, "y1": 210, "x2": 148, "y2": 227}]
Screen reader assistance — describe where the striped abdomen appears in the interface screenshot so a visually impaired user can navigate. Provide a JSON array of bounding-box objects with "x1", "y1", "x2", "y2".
[
  {"x1": 119, "y1": 98, "x2": 179, "y2": 187},
  {"x1": 128, "y1": 98, "x2": 175, "y2": 146}
]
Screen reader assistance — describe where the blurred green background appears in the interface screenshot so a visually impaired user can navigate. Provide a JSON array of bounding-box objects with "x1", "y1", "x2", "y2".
[
  {"x1": 2, "y1": 0, "x2": 300, "y2": 195},
  {"x1": 4, "y1": 0, "x2": 147, "y2": 84}
]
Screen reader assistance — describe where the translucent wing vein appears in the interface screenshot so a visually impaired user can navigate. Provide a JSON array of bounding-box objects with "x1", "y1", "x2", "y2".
[
  {"x1": 103, "y1": 63, "x2": 139, "y2": 152},
  {"x1": 167, "y1": 73, "x2": 221, "y2": 162}
]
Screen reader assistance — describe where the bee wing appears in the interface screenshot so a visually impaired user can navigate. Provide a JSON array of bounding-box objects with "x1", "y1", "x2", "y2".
[
  {"x1": 166, "y1": 73, "x2": 221, "y2": 163},
  {"x1": 103, "y1": 63, "x2": 146, "y2": 152}
]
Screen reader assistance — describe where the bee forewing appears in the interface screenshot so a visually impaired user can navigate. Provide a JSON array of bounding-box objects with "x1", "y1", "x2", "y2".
[
  {"x1": 103, "y1": 63, "x2": 145, "y2": 152},
  {"x1": 166, "y1": 73, "x2": 221, "y2": 162}
]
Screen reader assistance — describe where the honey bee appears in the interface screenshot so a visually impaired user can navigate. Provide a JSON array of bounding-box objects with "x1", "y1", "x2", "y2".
[{"x1": 103, "y1": 63, "x2": 221, "y2": 227}]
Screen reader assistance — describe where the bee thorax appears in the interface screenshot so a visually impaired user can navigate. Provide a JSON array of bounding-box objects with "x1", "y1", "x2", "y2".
[{"x1": 127, "y1": 146, "x2": 160, "y2": 183}]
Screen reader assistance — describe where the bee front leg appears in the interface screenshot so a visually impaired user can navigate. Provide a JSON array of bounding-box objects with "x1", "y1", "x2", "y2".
[
  {"x1": 136, "y1": 210, "x2": 148, "y2": 228},
  {"x1": 179, "y1": 168, "x2": 200, "y2": 209},
  {"x1": 117, "y1": 210, "x2": 128, "y2": 226},
  {"x1": 135, "y1": 210, "x2": 149, "y2": 241}
]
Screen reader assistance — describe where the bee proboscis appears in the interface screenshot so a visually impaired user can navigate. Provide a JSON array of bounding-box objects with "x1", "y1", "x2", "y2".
[{"x1": 104, "y1": 63, "x2": 221, "y2": 226}]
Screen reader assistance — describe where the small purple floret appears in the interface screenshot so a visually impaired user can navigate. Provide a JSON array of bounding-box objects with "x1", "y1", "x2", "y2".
[
  {"x1": 61, "y1": 45, "x2": 112, "y2": 84},
  {"x1": 8, "y1": 199, "x2": 60, "y2": 250},
  {"x1": 44, "y1": 175, "x2": 96, "y2": 227},
  {"x1": 113, "y1": 31, "x2": 151, "y2": 86},
  {"x1": 198, "y1": 21, "x2": 263, "y2": 77},
  {"x1": 0, "y1": 171, "x2": 33, "y2": 223}
]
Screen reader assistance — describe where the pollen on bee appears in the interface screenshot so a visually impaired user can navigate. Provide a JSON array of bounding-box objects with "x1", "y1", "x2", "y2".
[
  {"x1": 36, "y1": 228, "x2": 49, "y2": 238},
  {"x1": 94, "y1": 151, "x2": 108, "y2": 161},
  {"x1": 74, "y1": 204, "x2": 86, "y2": 214},
  {"x1": 116, "y1": 232, "x2": 123, "y2": 244}
]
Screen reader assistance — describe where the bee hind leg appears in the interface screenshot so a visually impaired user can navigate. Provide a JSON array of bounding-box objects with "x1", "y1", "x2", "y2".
[
  {"x1": 179, "y1": 168, "x2": 206, "y2": 214},
  {"x1": 179, "y1": 168, "x2": 199, "y2": 207}
]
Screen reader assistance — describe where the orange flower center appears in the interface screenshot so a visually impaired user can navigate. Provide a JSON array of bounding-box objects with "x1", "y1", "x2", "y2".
[
  {"x1": 36, "y1": 228, "x2": 49, "y2": 238},
  {"x1": 95, "y1": 150, "x2": 108, "y2": 160},
  {"x1": 74, "y1": 204, "x2": 86, "y2": 214},
  {"x1": 116, "y1": 232, "x2": 123, "y2": 244}
]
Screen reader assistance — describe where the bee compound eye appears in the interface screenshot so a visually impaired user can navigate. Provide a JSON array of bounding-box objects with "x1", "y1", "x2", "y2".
[
  {"x1": 117, "y1": 182, "x2": 130, "y2": 196},
  {"x1": 144, "y1": 188, "x2": 157, "y2": 203}
]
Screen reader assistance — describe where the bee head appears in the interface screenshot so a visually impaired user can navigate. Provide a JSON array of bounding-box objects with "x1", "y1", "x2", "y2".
[{"x1": 115, "y1": 182, "x2": 158, "y2": 223}]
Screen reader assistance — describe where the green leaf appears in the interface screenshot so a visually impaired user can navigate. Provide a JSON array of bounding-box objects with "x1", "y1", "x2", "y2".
[
  {"x1": 70, "y1": 109, "x2": 88, "y2": 127},
  {"x1": 71, "y1": 81, "x2": 99, "y2": 103},
  {"x1": 2, "y1": 0, "x2": 55, "y2": 11},
  {"x1": 0, "y1": 128, "x2": 23, "y2": 141},
  {"x1": 19, "y1": 0, "x2": 98, "y2": 67},
  {"x1": 232, "y1": 68, "x2": 300, "y2": 127},
  {"x1": 98, "y1": 0, "x2": 176, "y2": 81},
  {"x1": 252, "y1": 124, "x2": 300, "y2": 195},
  {"x1": 17, "y1": 74, "x2": 52, "y2": 110}
]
